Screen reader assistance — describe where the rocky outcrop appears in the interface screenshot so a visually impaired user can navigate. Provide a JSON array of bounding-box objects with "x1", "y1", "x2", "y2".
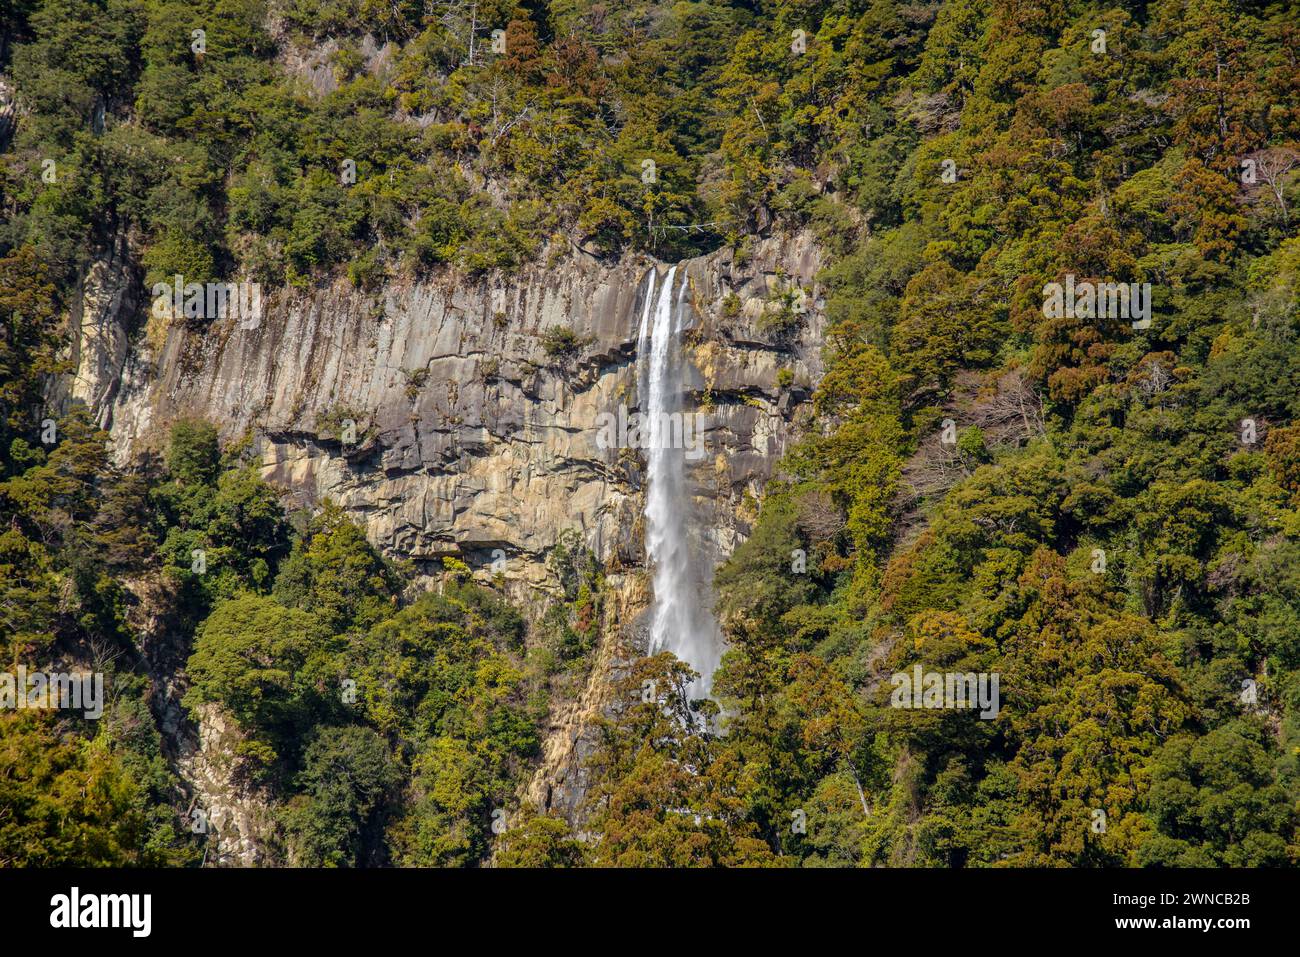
[
  {"x1": 0, "y1": 76, "x2": 16, "y2": 151},
  {"x1": 102, "y1": 232, "x2": 825, "y2": 595},
  {"x1": 75, "y1": 229, "x2": 828, "y2": 834},
  {"x1": 523, "y1": 569, "x2": 652, "y2": 823},
  {"x1": 50, "y1": 232, "x2": 141, "y2": 431},
  {"x1": 179, "y1": 703, "x2": 280, "y2": 866}
]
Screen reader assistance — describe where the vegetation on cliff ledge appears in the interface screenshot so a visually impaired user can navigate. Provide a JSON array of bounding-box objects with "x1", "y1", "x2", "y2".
[{"x1": 2, "y1": 0, "x2": 1300, "y2": 866}]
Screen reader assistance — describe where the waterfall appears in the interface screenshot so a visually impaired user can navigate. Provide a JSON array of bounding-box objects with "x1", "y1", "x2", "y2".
[{"x1": 635, "y1": 266, "x2": 722, "y2": 698}]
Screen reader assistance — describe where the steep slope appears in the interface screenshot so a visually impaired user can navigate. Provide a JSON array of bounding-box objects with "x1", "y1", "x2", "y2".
[{"x1": 63, "y1": 227, "x2": 828, "y2": 840}]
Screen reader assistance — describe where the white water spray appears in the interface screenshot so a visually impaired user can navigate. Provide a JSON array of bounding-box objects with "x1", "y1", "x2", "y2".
[{"x1": 635, "y1": 267, "x2": 722, "y2": 697}]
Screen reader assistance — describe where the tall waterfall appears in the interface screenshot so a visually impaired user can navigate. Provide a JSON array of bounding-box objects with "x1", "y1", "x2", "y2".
[{"x1": 635, "y1": 266, "x2": 722, "y2": 698}]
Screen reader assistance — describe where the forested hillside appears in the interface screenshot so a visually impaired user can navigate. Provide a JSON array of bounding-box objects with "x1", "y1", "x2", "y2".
[{"x1": 2, "y1": 0, "x2": 1299, "y2": 867}]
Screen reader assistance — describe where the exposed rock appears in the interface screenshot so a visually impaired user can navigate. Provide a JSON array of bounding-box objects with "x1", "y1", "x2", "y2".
[
  {"x1": 524, "y1": 571, "x2": 648, "y2": 822},
  {"x1": 275, "y1": 32, "x2": 398, "y2": 99},
  {"x1": 0, "y1": 75, "x2": 16, "y2": 151},
  {"x1": 177, "y1": 703, "x2": 280, "y2": 867},
  {"x1": 52, "y1": 232, "x2": 140, "y2": 431},
  {"x1": 70, "y1": 229, "x2": 829, "y2": 838},
  {"x1": 100, "y1": 232, "x2": 825, "y2": 595}
]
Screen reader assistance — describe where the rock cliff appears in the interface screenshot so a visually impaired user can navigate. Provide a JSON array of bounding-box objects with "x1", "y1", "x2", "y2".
[{"x1": 71, "y1": 229, "x2": 828, "y2": 856}]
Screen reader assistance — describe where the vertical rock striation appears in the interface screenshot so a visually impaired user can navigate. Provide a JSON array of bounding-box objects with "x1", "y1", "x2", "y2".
[{"x1": 72, "y1": 230, "x2": 827, "y2": 831}]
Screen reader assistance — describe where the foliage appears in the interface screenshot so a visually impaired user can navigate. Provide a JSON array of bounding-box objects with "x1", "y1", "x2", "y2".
[
  {"x1": 4, "y1": 0, "x2": 1300, "y2": 870},
  {"x1": 699, "y1": 0, "x2": 1300, "y2": 868}
]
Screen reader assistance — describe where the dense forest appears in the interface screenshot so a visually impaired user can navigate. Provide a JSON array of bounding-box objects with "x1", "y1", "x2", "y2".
[{"x1": 2, "y1": 0, "x2": 1299, "y2": 867}]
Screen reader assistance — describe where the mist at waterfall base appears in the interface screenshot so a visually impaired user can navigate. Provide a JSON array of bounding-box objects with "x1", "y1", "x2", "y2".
[{"x1": 635, "y1": 266, "x2": 723, "y2": 700}]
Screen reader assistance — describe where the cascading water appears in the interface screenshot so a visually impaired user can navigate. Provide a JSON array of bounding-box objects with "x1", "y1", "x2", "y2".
[{"x1": 635, "y1": 266, "x2": 722, "y2": 698}]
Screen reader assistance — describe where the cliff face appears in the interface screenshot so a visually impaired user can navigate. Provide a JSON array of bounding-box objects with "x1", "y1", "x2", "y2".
[
  {"x1": 74, "y1": 230, "x2": 827, "y2": 856},
  {"x1": 97, "y1": 232, "x2": 825, "y2": 589}
]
